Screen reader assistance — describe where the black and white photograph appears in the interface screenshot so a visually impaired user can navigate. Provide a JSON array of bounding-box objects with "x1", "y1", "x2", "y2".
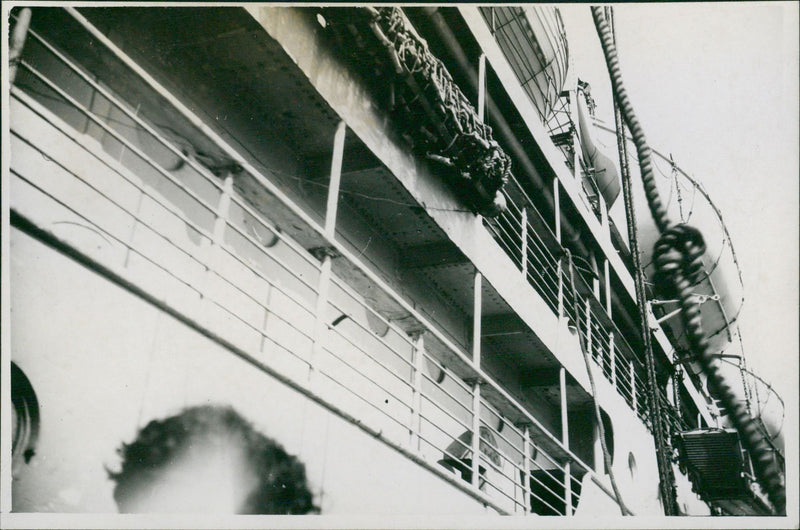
[{"x1": 2, "y1": 3, "x2": 797, "y2": 528}]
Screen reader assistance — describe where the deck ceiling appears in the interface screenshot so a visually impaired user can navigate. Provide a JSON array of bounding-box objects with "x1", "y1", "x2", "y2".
[
  {"x1": 80, "y1": 6, "x2": 341, "y2": 163},
  {"x1": 76, "y1": 6, "x2": 581, "y2": 398}
]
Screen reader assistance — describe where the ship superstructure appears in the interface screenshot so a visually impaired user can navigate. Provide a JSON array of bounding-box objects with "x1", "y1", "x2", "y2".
[{"x1": 5, "y1": 5, "x2": 784, "y2": 518}]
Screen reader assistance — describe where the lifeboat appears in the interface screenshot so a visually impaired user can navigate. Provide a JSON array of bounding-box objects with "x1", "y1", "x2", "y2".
[
  {"x1": 597, "y1": 124, "x2": 745, "y2": 358},
  {"x1": 480, "y1": 6, "x2": 569, "y2": 123}
]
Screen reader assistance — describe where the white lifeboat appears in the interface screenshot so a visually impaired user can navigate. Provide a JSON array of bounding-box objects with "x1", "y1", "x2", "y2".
[
  {"x1": 597, "y1": 124, "x2": 745, "y2": 358},
  {"x1": 481, "y1": 6, "x2": 569, "y2": 123}
]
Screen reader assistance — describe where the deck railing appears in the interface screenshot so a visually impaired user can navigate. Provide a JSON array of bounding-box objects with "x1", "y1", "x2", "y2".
[
  {"x1": 483, "y1": 167, "x2": 665, "y2": 426},
  {"x1": 7, "y1": 7, "x2": 641, "y2": 515}
]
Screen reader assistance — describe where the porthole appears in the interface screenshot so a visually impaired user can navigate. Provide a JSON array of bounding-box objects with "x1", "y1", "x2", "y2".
[{"x1": 11, "y1": 362, "x2": 40, "y2": 473}]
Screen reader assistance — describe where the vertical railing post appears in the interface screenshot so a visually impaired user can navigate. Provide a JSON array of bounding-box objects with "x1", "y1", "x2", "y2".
[
  {"x1": 560, "y1": 366, "x2": 572, "y2": 516},
  {"x1": 554, "y1": 178, "x2": 564, "y2": 320},
  {"x1": 522, "y1": 425, "x2": 532, "y2": 515},
  {"x1": 471, "y1": 267, "x2": 483, "y2": 491},
  {"x1": 325, "y1": 120, "x2": 347, "y2": 240},
  {"x1": 473, "y1": 270, "x2": 482, "y2": 367},
  {"x1": 520, "y1": 207, "x2": 528, "y2": 278},
  {"x1": 200, "y1": 173, "x2": 234, "y2": 313},
  {"x1": 604, "y1": 258, "x2": 612, "y2": 315},
  {"x1": 478, "y1": 53, "x2": 487, "y2": 121},
  {"x1": 471, "y1": 380, "x2": 482, "y2": 490},
  {"x1": 310, "y1": 249, "x2": 335, "y2": 385},
  {"x1": 410, "y1": 332, "x2": 425, "y2": 451},
  {"x1": 585, "y1": 299, "x2": 593, "y2": 361},
  {"x1": 609, "y1": 332, "x2": 617, "y2": 390},
  {"x1": 311, "y1": 119, "x2": 345, "y2": 383},
  {"x1": 630, "y1": 361, "x2": 638, "y2": 412},
  {"x1": 557, "y1": 258, "x2": 564, "y2": 320},
  {"x1": 212, "y1": 174, "x2": 235, "y2": 245},
  {"x1": 591, "y1": 254, "x2": 601, "y2": 301},
  {"x1": 553, "y1": 177, "x2": 562, "y2": 242},
  {"x1": 9, "y1": 8, "x2": 32, "y2": 84}
]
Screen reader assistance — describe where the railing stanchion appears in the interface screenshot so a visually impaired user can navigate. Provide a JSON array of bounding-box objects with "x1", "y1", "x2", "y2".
[
  {"x1": 310, "y1": 249, "x2": 335, "y2": 385},
  {"x1": 199, "y1": 173, "x2": 234, "y2": 318},
  {"x1": 521, "y1": 207, "x2": 529, "y2": 278},
  {"x1": 325, "y1": 120, "x2": 346, "y2": 239},
  {"x1": 554, "y1": 177, "x2": 562, "y2": 242},
  {"x1": 477, "y1": 53, "x2": 487, "y2": 121},
  {"x1": 523, "y1": 425, "x2": 532, "y2": 515},
  {"x1": 410, "y1": 332, "x2": 425, "y2": 451},
  {"x1": 610, "y1": 332, "x2": 617, "y2": 390},
  {"x1": 471, "y1": 380, "x2": 482, "y2": 490},
  {"x1": 473, "y1": 270, "x2": 482, "y2": 366},
  {"x1": 560, "y1": 366, "x2": 572, "y2": 515},
  {"x1": 585, "y1": 299, "x2": 593, "y2": 361},
  {"x1": 604, "y1": 258, "x2": 612, "y2": 315}
]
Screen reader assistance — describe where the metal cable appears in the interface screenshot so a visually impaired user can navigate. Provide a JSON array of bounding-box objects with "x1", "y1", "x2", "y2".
[{"x1": 592, "y1": 6, "x2": 785, "y2": 514}]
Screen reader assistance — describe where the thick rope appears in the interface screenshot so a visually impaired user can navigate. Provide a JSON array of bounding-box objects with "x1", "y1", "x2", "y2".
[
  {"x1": 566, "y1": 250, "x2": 632, "y2": 516},
  {"x1": 603, "y1": 6, "x2": 680, "y2": 515},
  {"x1": 592, "y1": 6, "x2": 785, "y2": 514}
]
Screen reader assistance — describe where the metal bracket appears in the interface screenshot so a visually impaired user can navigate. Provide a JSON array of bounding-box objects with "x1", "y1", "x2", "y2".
[{"x1": 648, "y1": 294, "x2": 720, "y2": 328}]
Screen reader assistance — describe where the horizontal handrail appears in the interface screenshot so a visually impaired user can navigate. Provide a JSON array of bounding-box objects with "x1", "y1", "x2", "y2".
[{"x1": 13, "y1": 7, "x2": 632, "y2": 510}]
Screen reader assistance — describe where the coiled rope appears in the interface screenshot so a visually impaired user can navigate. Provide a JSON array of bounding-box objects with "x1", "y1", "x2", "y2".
[{"x1": 591, "y1": 6, "x2": 785, "y2": 514}]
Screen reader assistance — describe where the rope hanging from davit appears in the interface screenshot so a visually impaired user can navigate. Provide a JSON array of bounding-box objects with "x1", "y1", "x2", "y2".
[
  {"x1": 591, "y1": 6, "x2": 785, "y2": 515},
  {"x1": 565, "y1": 250, "x2": 632, "y2": 516}
]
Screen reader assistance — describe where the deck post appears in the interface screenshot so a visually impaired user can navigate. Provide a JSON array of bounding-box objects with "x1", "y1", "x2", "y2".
[
  {"x1": 585, "y1": 299, "x2": 593, "y2": 361},
  {"x1": 554, "y1": 177, "x2": 562, "y2": 242},
  {"x1": 9, "y1": 8, "x2": 32, "y2": 84},
  {"x1": 473, "y1": 270, "x2": 482, "y2": 367},
  {"x1": 478, "y1": 53, "x2": 487, "y2": 121},
  {"x1": 522, "y1": 425, "x2": 532, "y2": 514},
  {"x1": 410, "y1": 332, "x2": 425, "y2": 451},
  {"x1": 604, "y1": 258, "x2": 612, "y2": 315},
  {"x1": 325, "y1": 120, "x2": 347, "y2": 239},
  {"x1": 631, "y1": 361, "x2": 638, "y2": 412},
  {"x1": 555, "y1": 178, "x2": 564, "y2": 320},
  {"x1": 560, "y1": 366, "x2": 572, "y2": 515},
  {"x1": 471, "y1": 380, "x2": 482, "y2": 490},
  {"x1": 310, "y1": 250, "x2": 335, "y2": 385},
  {"x1": 610, "y1": 332, "x2": 617, "y2": 390},
  {"x1": 200, "y1": 173, "x2": 234, "y2": 313},
  {"x1": 520, "y1": 207, "x2": 529, "y2": 278},
  {"x1": 471, "y1": 268, "x2": 483, "y2": 490},
  {"x1": 212, "y1": 174, "x2": 234, "y2": 244}
]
